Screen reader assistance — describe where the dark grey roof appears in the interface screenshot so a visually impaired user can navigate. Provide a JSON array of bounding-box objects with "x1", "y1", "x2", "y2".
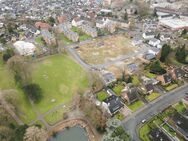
[
  {"x1": 172, "y1": 112, "x2": 188, "y2": 139},
  {"x1": 103, "y1": 95, "x2": 124, "y2": 115},
  {"x1": 127, "y1": 63, "x2": 138, "y2": 72},
  {"x1": 174, "y1": 68, "x2": 185, "y2": 78},
  {"x1": 145, "y1": 53, "x2": 155, "y2": 60},
  {"x1": 145, "y1": 84, "x2": 154, "y2": 92},
  {"x1": 149, "y1": 128, "x2": 171, "y2": 141},
  {"x1": 163, "y1": 73, "x2": 172, "y2": 83},
  {"x1": 126, "y1": 88, "x2": 138, "y2": 103}
]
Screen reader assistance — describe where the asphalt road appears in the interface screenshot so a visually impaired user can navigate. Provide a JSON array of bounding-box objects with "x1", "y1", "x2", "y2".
[{"x1": 121, "y1": 84, "x2": 188, "y2": 141}]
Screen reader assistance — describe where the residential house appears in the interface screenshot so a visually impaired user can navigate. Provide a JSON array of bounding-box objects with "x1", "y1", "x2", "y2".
[
  {"x1": 144, "y1": 53, "x2": 156, "y2": 60},
  {"x1": 170, "y1": 68, "x2": 185, "y2": 80},
  {"x1": 41, "y1": 30, "x2": 56, "y2": 45},
  {"x1": 160, "y1": 34, "x2": 171, "y2": 42},
  {"x1": 148, "y1": 48, "x2": 160, "y2": 56},
  {"x1": 0, "y1": 22, "x2": 4, "y2": 28},
  {"x1": 148, "y1": 38, "x2": 161, "y2": 47},
  {"x1": 57, "y1": 23, "x2": 79, "y2": 42},
  {"x1": 0, "y1": 43, "x2": 5, "y2": 52},
  {"x1": 79, "y1": 24, "x2": 97, "y2": 38},
  {"x1": 143, "y1": 31, "x2": 155, "y2": 40},
  {"x1": 145, "y1": 84, "x2": 154, "y2": 94},
  {"x1": 156, "y1": 73, "x2": 172, "y2": 85},
  {"x1": 102, "y1": 95, "x2": 124, "y2": 115},
  {"x1": 127, "y1": 63, "x2": 138, "y2": 74},
  {"x1": 149, "y1": 128, "x2": 171, "y2": 141},
  {"x1": 72, "y1": 17, "x2": 84, "y2": 27},
  {"x1": 96, "y1": 20, "x2": 106, "y2": 29},
  {"x1": 57, "y1": 16, "x2": 67, "y2": 24},
  {"x1": 182, "y1": 66, "x2": 188, "y2": 78},
  {"x1": 171, "y1": 112, "x2": 188, "y2": 140},
  {"x1": 35, "y1": 22, "x2": 51, "y2": 30},
  {"x1": 182, "y1": 96, "x2": 188, "y2": 106},
  {"x1": 101, "y1": 71, "x2": 116, "y2": 86},
  {"x1": 132, "y1": 38, "x2": 143, "y2": 46},
  {"x1": 121, "y1": 87, "x2": 138, "y2": 104}
]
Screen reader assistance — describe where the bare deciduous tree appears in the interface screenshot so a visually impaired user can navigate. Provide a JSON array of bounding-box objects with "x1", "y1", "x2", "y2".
[{"x1": 24, "y1": 126, "x2": 48, "y2": 141}]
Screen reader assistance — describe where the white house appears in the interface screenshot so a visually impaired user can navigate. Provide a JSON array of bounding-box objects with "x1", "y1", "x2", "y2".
[
  {"x1": 160, "y1": 34, "x2": 171, "y2": 41},
  {"x1": 72, "y1": 17, "x2": 84, "y2": 27},
  {"x1": 142, "y1": 31, "x2": 155, "y2": 40},
  {"x1": 0, "y1": 23, "x2": 4, "y2": 28},
  {"x1": 148, "y1": 38, "x2": 160, "y2": 47},
  {"x1": 96, "y1": 20, "x2": 106, "y2": 29},
  {"x1": 13, "y1": 41, "x2": 36, "y2": 56}
]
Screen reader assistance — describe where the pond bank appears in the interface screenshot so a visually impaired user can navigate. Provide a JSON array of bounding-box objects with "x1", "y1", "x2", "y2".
[{"x1": 49, "y1": 118, "x2": 96, "y2": 141}]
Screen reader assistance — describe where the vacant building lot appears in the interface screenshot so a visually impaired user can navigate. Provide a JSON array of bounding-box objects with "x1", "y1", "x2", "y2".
[{"x1": 76, "y1": 34, "x2": 138, "y2": 65}]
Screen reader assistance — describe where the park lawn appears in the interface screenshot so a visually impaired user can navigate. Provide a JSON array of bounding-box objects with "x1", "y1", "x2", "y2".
[
  {"x1": 173, "y1": 102, "x2": 187, "y2": 114},
  {"x1": 139, "y1": 123, "x2": 151, "y2": 141},
  {"x1": 71, "y1": 27, "x2": 91, "y2": 41},
  {"x1": 113, "y1": 84, "x2": 124, "y2": 96},
  {"x1": 45, "y1": 107, "x2": 67, "y2": 125},
  {"x1": 128, "y1": 100, "x2": 144, "y2": 112},
  {"x1": 32, "y1": 54, "x2": 89, "y2": 114},
  {"x1": 132, "y1": 75, "x2": 140, "y2": 86},
  {"x1": 146, "y1": 93, "x2": 160, "y2": 102},
  {"x1": 165, "y1": 84, "x2": 178, "y2": 91},
  {"x1": 0, "y1": 61, "x2": 36, "y2": 123},
  {"x1": 97, "y1": 91, "x2": 108, "y2": 102}
]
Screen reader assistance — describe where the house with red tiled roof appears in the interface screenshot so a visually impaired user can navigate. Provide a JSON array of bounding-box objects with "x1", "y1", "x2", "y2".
[{"x1": 35, "y1": 22, "x2": 51, "y2": 30}]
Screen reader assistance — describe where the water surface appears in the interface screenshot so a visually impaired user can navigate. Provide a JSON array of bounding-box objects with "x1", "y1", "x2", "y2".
[{"x1": 48, "y1": 126, "x2": 88, "y2": 141}]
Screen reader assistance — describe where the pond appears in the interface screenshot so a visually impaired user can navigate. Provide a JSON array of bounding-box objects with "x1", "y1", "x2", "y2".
[{"x1": 48, "y1": 126, "x2": 89, "y2": 141}]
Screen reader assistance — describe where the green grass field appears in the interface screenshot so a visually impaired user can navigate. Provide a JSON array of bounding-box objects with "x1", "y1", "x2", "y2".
[
  {"x1": 97, "y1": 91, "x2": 108, "y2": 102},
  {"x1": 32, "y1": 55, "x2": 89, "y2": 114},
  {"x1": 146, "y1": 93, "x2": 160, "y2": 102},
  {"x1": 128, "y1": 100, "x2": 144, "y2": 111},
  {"x1": 165, "y1": 84, "x2": 178, "y2": 91},
  {"x1": 113, "y1": 84, "x2": 124, "y2": 96}
]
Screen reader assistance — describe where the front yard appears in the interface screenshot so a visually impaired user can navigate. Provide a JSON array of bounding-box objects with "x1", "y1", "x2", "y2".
[
  {"x1": 146, "y1": 93, "x2": 160, "y2": 102},
  {"x1": 164, "y1": 84, "x2": 178, "y2": 91},
  {"x1": 127, "y1": 100, "x2": 144, "y2": 112}
]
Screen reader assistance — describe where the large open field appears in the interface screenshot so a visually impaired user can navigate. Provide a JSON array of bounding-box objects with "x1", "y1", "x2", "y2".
[
  {"x1": 76, "y1": 34, "x2": 138, "y2": 65},
  {"x1": 31, "y1": 54, "x2": 89, "y2": 114}
]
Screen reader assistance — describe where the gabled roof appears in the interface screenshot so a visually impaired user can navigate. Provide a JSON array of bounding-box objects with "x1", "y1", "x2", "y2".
[
  {"x1": 145, "y1": 84, "x2": 154, "y2": 92},
  {"x1": 122, "y1": 87, "x2": 138, "y2": 103},
  {"x1": 173, "y1": 68, "x2": 185, "y2": 78},
  {"x1": 163, "y1": 73, "x2": 172, "y2": 83},
  {"x1": 103, "y1": 95, "x2": 124, "y2": 115}
]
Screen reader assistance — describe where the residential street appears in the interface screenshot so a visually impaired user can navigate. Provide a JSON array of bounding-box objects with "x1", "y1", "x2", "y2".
[{"x1": 121, "y1": 84, "x2": 188, "y2": 141}]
